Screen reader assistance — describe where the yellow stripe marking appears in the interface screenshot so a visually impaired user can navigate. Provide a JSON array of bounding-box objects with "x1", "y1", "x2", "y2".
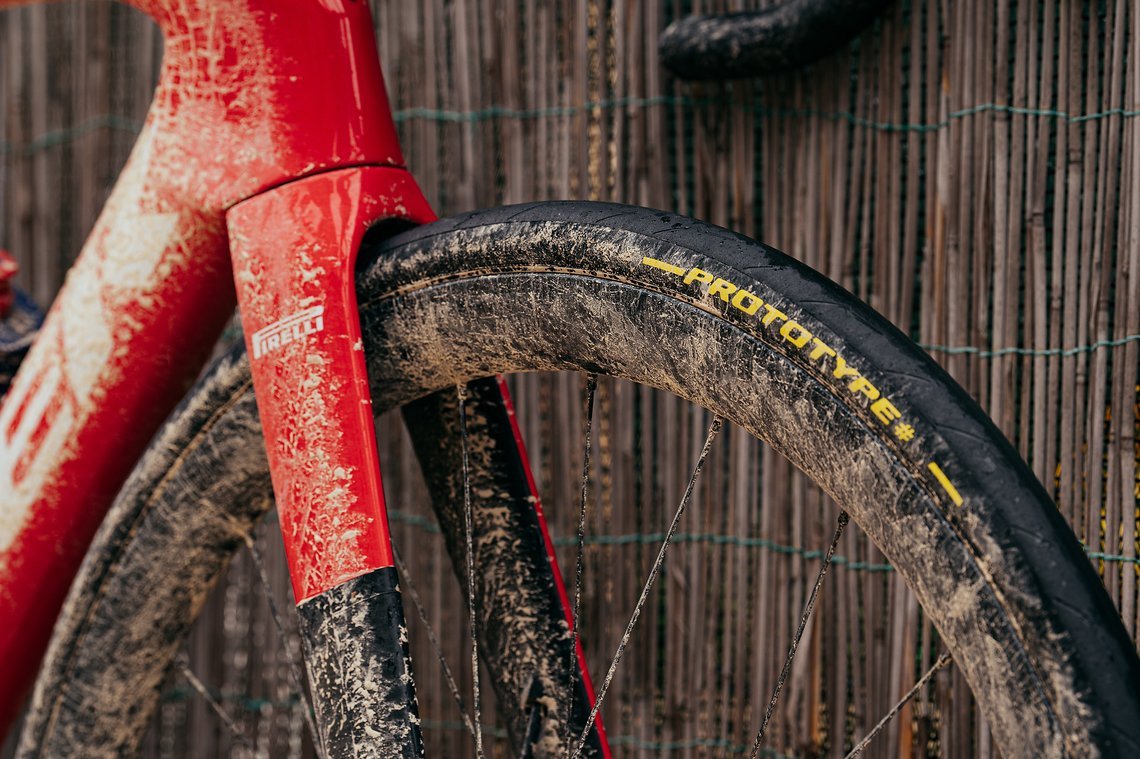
[
  {"x1": 928, "y1": 462, "x2": 964, "y2": 506},
  {"x1": 642, "y1": 256, "x2": 686, "y2": 276}
]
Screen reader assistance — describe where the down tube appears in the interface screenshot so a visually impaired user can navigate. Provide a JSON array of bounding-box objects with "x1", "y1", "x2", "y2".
[{"x1": 0, "y1": 167, "x2": 234, "y2": 735}]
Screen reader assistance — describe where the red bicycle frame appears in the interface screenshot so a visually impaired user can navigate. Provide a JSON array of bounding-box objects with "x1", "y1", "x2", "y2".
[{"x1": 0, "y1": 1, "x2": 608, "y2": 752}]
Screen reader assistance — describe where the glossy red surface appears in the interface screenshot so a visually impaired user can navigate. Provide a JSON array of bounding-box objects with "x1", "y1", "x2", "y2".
[
  {"x1": 228, "y1": 166, "x2": 435, "y2": 603},
  {"x1": 123, "y1": 0, "x2": 407, "y2": 204},
  {"x1": 0, "y1": 0, "x2": 412, "y2": 732}
]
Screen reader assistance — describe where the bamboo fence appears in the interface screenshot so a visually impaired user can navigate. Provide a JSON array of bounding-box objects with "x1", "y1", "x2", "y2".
[{"x1": 1, "y1": 1, "x2": 1137, "y2": 757}]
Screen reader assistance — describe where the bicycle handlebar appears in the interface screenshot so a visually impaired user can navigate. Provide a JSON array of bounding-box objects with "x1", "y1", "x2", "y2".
[{"x1": 659, "y1": 0, "x2": 894, "y2": 80}]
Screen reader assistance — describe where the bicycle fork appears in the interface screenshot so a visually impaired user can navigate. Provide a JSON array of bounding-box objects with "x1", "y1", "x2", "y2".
[
  {"x1": 228, "y1": 165, "x2": 435, "y2": 758},
  {"x1": 229, "y1": 165, "x2": 612, "y2": 758}
]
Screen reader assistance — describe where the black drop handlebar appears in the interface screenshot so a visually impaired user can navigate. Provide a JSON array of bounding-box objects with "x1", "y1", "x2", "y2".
[{"x1": 659, "y1": 0, "x2": 894, "y2": 80}]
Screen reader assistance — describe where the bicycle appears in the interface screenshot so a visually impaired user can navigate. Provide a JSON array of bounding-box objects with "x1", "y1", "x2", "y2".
[{"x1": 1, "y1": 0, "x2": 1139, "y2": 757}]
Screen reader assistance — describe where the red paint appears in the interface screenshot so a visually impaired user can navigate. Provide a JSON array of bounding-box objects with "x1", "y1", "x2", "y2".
[
  {"x1": 0, "y1": 209, "x2": 234, "y2": 734},
  {"x1": 228, "y1": 166, "x2": 435, "y2": 603},
  {"x1": 495, "y1": 376, "x2": 613, "y2": 758},
  {"x1": 0, "y1": 250, "x2": 15, "y2": 318},
  {"x1": 122, "y1": 0, "x2": 406, "y2": 205},
  {"x1": 0, "y1": 0, "x2": 410, "y2": 731}
]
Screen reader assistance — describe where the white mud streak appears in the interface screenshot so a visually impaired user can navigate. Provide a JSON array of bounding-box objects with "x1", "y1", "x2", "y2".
[
  {"x1": 0, "y1": 0, "x2": 280, "y2": 568},
  {"x1": 0, "y1": 128, "x2": 220, "y2": 556}
]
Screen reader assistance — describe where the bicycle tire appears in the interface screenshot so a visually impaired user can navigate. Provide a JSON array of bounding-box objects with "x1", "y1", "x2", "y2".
[{"x1": 17, "y1": 201, "x2": 1140, "y2": 758}]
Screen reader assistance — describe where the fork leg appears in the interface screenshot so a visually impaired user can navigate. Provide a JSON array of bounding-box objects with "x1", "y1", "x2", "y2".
[
  {"x1": 402, "y1": 378, "x2": 612, "y2": 758},
  {"x1": 297, "y1": 566, "x2": 423, "y2": 758}
]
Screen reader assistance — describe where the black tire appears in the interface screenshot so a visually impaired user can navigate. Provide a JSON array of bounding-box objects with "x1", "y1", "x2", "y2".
[
  {"x1": 17, "y1": 201, "x2": 1140, "y2": 758},
  {"x1": 658, "y1": 0, "x2": 894, "y2": 80}
]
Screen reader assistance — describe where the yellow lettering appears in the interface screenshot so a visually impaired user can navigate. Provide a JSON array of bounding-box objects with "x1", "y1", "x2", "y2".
[
  {"x1": 708, "y1": 278, "x2": 738, "y2": 303},
  {"x1": 808, "y1": 338, "x2": 836, "y2": 362},
  {"x1": 731, "y1": 289, "x2": 763, "y2": 316},
  {"x1": 832, "y1": 356, "x2": 860, "y2": 381},
  {"x1": 871, "y1": 398, "x2": 902, "y2": 425},
  {"x1": 684, "y1": 268, "x2": 714, "y2": 286},
  {"x1": 848, "y1": 376, "x2": 881, "y2": 402},
  {"x1": 779, "y1": 320, "x2": 812, "y2": 349},
  {"x1": 928, "y1": 462, "x2": 964, "y2": 506},
  {"x1": 761, "y1": 304, "x2": 788, "y2": 327},
  {"x1": 642, "y1": 257, "x2": 687, "y2": 276}
]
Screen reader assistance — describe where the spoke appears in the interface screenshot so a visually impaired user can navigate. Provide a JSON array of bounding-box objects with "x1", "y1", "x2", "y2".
[
  {"x1": 393, "y1": 545, "x2": 478, "y2": 740},
  {"x1": 519, "y1": 674, "x2": 546, "y2": 759},
  {"x1": 242, "y1": 532, "x2": 324, "y2": 758},
  {"x1": 457, "y1": 383, "x2": 486, "y2": 759},
  {"x1": 570, "y1": 415, "x2": 723, "y2": 759},
  {"x1": 748, "y1": 510, "x2": 850, "y2": 759},
  {"x1": 844, "y1": 651, "x2": 952, "y2": 759},
  {"x1": 564, "y1": 373, "x2": 598, "y2": 758},
  {"x1": 179, "y1": 657, "x2": 250, "y2": 748}
]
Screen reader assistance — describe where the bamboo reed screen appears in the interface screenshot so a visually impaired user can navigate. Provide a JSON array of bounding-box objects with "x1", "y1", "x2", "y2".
[{"x1": 1, "y1": 1, "x2": 1137, "y2": 757}]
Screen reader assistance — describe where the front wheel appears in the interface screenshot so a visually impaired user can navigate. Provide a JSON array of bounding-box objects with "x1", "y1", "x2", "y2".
[{"x1": 18, "y1": 202, "x2": 1140, "y2": 758}]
